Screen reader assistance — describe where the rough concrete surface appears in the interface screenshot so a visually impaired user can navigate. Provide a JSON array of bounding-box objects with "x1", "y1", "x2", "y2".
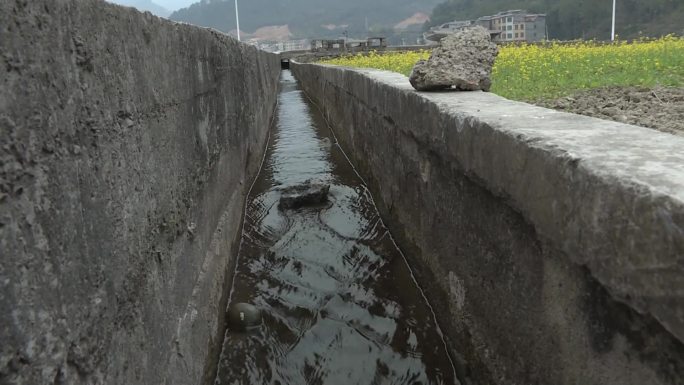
[
  {"x1": 409, "y1": 26, "x2": 498, "y2": 92},
  {"x1": 293, "y1": 62, "x2": 684, "y2": 385},
  {"x1": 0, "y1": 1, "x2": 279, "y2": 384}
]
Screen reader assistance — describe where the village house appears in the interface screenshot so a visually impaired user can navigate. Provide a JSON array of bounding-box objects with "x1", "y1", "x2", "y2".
[{"x1": 426, "y1": 10, "x2": 547, "y2": 43}]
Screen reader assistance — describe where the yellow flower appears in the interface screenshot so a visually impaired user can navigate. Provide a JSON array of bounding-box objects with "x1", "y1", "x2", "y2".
[{"x1": 318, "y1": 37, "x2": 684, "y2": 101}]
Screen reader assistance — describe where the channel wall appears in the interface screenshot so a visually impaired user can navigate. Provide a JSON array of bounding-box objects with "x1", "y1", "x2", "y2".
[
  {"x1": 1, "y1": 1, "x2": 279, "y2": 384},
  {"x1": 292, "y1": 62, "x2": 684, "y2": 385}
]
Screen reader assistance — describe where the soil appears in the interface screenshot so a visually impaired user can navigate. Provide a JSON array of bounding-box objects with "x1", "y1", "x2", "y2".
[{"x1": 535, "y1": 86, "x2": 684, "y2": 136}]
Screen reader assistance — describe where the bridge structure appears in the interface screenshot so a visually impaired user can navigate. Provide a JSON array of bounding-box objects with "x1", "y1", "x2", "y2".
[{"x1": 278, "y1": 44, "x2": 429, "y2": 69}]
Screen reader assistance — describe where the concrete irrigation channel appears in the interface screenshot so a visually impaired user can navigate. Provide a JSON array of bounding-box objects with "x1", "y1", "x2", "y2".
[
  {"x1": 1, "y1": 1, "x2": 683, "y2": 385},
  {"x1": 214, "y1": 70, "x2": 458, "y2": 384}
]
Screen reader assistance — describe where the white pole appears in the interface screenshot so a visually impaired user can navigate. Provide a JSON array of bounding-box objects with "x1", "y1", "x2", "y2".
[
  {"x1": 611, "y1": 0, "x2": 616, "y2": 41},
  {"x1": 235, "y1": 0, "x2": 240, "y2": 41}
]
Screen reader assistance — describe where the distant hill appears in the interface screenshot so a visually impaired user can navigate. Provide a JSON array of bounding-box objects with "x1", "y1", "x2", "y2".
[
  {"x1": 169, "y1": 0, "x2": 443, "y2": 40},
  {"x1": 107, "y1": 0, "x2": 171, "y2": 17},
  {"x1": 428, "y1": 0, "x2": 684, "y2": 40}
]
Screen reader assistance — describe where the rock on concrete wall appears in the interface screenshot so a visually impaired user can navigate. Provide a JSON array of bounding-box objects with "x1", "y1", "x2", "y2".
[
  {"x1": 292, "y1": 63, "x2": 684, "y2": 385},
  {"x1": 0, "y1": 1, "x2": 280, "y2": 384}
]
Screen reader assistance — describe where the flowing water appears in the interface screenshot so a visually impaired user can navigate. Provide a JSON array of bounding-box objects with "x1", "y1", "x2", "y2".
[{"x1": 214, "y1": 71, "x2": 458, "y2": 385}]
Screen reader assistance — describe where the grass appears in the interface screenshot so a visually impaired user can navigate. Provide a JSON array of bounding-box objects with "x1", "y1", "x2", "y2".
[
  {"x1": 321, "y1": 50, "x2": 431, "y2": 78},
  {"x1": 318, "y1": 36, "x2": 684, "y2": 101}
]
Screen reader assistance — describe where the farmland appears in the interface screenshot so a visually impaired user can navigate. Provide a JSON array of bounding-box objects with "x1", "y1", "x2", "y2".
[
  {"x1": 320, "y1": 37, "x2": 684, "y2": 100},
  {"x1": 319, "y1": 37, "x2": 684, "y2": 134}
]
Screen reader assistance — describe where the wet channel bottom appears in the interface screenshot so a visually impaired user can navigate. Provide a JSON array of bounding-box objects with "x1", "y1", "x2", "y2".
[{"x1": 215, "y1": 71, "x2": 457, "y2": 385}]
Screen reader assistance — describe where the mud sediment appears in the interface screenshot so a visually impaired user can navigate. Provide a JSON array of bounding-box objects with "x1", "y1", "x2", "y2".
[{"x1": 537, "y1": 86, "x2": 684, "y2": 135}]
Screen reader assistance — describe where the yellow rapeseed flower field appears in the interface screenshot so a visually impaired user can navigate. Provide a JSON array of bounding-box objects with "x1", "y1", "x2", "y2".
[
  {"x1": 321, "y1": 50, "x2": 432, "y2": 78},
  {"x1": 319, "y1": 36, "x2": 684, "y2": 101}
]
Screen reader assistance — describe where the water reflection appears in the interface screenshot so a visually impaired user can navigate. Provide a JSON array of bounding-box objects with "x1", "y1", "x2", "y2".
[{"x1": 215, "y1": 71, "x2": 457, "y2": 385}]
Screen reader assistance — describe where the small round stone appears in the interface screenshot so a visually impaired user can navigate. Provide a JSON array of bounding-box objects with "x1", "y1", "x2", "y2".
[{"x1": 227, "y1": 302, "x2": 262, "y2": 331}]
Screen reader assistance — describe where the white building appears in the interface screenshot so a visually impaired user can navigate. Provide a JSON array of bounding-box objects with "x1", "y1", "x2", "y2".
[
  {"x1": 426, "y1": 10, "x2": 547, "y2": 43},
  {"x1": 476, "y1": 10, "x2": 547, "y2": 43},
  {"x1": 253, "y1": 39, "x2": 309, "y2": 53}
]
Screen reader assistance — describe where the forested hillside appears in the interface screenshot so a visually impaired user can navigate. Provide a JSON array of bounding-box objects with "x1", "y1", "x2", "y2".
[
  {"x1": 107, "y1": 0, "x2": 170, "y2": 17},
  {"x1": 170, "y1": 0, "x2": 442, "y2": 39},
  {"x1": 428, "y1": 0, "x2": 684, "y2": 40}
]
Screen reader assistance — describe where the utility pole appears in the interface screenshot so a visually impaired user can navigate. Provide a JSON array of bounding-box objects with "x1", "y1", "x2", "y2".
[
  {"x1": 343, "y1": 30, "x2": 348, "y2": 52},
  {"x1": 611, "y1": 0, "x2": 616, "y2": 41},
  {"x1": 235, "y1": 0, "x2": 241, "y2": 41}
]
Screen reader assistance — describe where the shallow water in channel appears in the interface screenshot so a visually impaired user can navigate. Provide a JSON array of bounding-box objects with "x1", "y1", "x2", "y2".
[{"x1": 214, "y1": 71, "x2": 457, "y2": 385}]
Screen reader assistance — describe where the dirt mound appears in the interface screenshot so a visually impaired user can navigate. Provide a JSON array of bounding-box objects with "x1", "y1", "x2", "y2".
[
  {"x1": 394, "y1": 12, "x2": 430, "y2": 29},
  {"x1": 537, "y1": 87, "x2": 684, "y2": 136},
  {"x1": 251, "y1": 25, "x2": 292, "y2": 41}
]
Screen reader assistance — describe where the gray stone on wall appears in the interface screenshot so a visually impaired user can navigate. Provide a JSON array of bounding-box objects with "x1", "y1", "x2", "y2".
[
  {"x1": 409, "y1": 26, "x2": 498, "y2": 91},
  {"x1": 0, "y1": 0, "x2": 280, "y2": 384}
]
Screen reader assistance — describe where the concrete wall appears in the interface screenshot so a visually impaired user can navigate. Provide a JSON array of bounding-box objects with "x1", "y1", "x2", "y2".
[
  {"x1": 292, "y1": 63, "x2": 684, "y2": 385},
  {"x1": 1, "y1": 1, "x2": 279, "y2": 384}
]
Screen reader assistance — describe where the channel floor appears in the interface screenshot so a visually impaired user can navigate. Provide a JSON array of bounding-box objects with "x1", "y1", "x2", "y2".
[{"x1": 214, "y1": 71, "x2": 458, "y2": 385}]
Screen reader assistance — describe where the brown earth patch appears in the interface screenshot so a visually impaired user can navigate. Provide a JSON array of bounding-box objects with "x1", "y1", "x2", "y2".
[
  {"x1": 394, "y1": 12, "x2": 430, "y2": 30},
  {"x1": 535, "y1": 86, "x2": 684, "y2": 136},
  {"x1": 251, "y1": 25, "x2": 292, "y2": 41}
]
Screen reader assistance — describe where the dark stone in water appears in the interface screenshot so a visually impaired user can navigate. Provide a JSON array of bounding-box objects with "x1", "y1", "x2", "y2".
[
  {"x1": 279, "y1": 181, "x2": 330, "y2": 209},
  {"x1": 226, "y1": 303, "x2": 262, "y2": 331}
]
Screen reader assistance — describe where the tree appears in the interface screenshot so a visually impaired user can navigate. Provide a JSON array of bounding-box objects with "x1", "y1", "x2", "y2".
[{"x1": 427, "y1": 0, "x2": 682, "y2": 40}]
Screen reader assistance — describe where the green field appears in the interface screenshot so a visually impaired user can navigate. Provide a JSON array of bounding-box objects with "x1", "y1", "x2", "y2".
[{"x1": 320, "y1": 37, "x2": 684, "y2": 101}]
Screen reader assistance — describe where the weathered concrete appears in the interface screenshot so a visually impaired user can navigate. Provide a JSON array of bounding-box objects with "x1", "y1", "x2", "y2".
[
  {"x1": 292, "y1": 62, "x2": 684, "y2": 385},
  {"x1": 0, "y1": 1, "x2": 279, "y2": 384},
  {"x1": 409, "y1": 26, "x2": 498, "y2": 91}
]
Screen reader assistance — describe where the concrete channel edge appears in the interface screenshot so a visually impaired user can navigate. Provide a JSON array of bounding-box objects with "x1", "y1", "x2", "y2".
[
  {"x1": 1, "y1": 1, "x2": 280, "y2": 384},
  {"x1": 292, "y1": 61, "x2": 684, "y2": 385}
]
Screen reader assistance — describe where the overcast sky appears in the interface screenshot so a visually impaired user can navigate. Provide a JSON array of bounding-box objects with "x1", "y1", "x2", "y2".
[{"x1": 154, "y1": 0, "x2": 197, "y2": 11}]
